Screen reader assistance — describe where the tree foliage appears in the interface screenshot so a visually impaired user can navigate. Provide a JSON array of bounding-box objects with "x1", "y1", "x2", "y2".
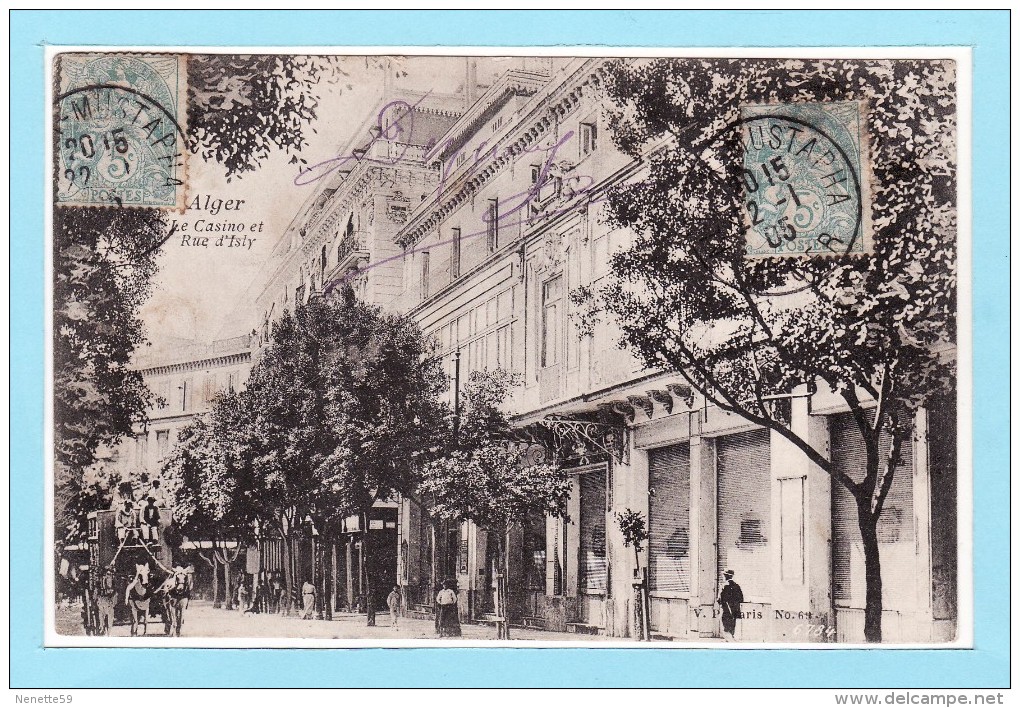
[
  {"x1": 188, "y1": 55, "x2": 351, "y2": 179},
  {"x1": 53, "y1": 206, "x2": 170, "y2": 543},
  {"x1": 419, "y1": 370, "x2": 572, "y2": 637},
  {"x1": 578, "y1": 58, "x2": 957, "y2": 641},
  {"x1": 189, "y1": 287, "x2": 447, "y2": 609},
  {"x1": 615, "y1": 509, "x2": 650, "y2": 554},
  {"x1": 421, "y1": 369, "x2": 571, "y2": 533},
  {"x1": 160, "y1": 414, "x2": 246, "y2": 544},
  {"x1": 53, "y1": 55, "x2": 361, "y2": 543}
]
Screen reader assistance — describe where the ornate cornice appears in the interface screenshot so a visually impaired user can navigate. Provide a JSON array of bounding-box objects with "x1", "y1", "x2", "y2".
[
  {"x1": 397, "y1": 60, "x2": 613, "y2": 249},
  {"x1": 139, "y1": 351, "x2": 251, "y2": 377}
]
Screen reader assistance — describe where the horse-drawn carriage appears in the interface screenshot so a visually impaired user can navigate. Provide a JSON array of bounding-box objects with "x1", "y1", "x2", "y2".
[{"x1": 82, "y1": 507, "x2": 193, "y2": 636}]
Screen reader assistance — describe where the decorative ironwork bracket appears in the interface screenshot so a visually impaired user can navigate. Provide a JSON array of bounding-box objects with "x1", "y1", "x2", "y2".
[{"x1": 536, "y1": 413, "x2": 629, "y2": 466}]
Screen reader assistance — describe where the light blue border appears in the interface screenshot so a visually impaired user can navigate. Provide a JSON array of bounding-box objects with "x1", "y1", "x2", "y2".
[{"x1": 11, "y1": 10, "x2": 1008, "y2": 688}]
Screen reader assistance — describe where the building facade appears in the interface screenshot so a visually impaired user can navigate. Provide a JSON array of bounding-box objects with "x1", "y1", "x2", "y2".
[
  {"x1": 111, "y1": 335, "x2": 254, "y2": 486},
  {"x1": 384, "y1": 58, "x2": 958, "y2": 642},
  {"x1": 184, "y1": 58, "x2": 957, "y2": 640}
]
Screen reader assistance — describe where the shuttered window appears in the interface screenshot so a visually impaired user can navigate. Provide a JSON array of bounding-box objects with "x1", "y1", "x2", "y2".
[
  {"x1": 648, "y1": 444, "x2": 691, "y2": 594},
  {"x1": 831, "y1": 412, "x2": 915, "y2": 610},
  {"x1": 717, "y1": 429, "x2": 771, "y2": 601},
  {"x1": 579, "y1": 470, "x2": 608, "y2": 594}
]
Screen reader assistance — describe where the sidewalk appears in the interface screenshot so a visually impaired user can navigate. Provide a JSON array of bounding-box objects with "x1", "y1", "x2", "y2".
[{"x1": 56, "y1": 601, "x2": 618, "y2": 641}]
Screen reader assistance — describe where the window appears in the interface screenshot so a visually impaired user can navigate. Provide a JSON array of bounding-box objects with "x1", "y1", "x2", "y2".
[
  {"x1": 227, "y1": 371, "x2": 238, "y2": 393},
  {"x1": 450, "y1": 228, "x2": 462, "y2": 280},
  {"x1": 496, "y1": 325, "x2": 512, "y2": 370},
  {"x1": 541, "y1": 275, "x2": 563, "y2": 368},
  {"x1": 485, "y1": 199, "x2": 498, "y2": 252},
  {"x1": 524, "y1": 510, "x2": 547, "y2": 590},
  {"x1": 180, "y1": 380, "x2": 189, "y2": 412},
  {"x1": 580, "y1": 121, "x2": 598, "y2": 157},
  {"x1": 202, "y1": 375, "x2": 216, "y2": 405},
  {"x1": 420, "y1": 251, "x2": 430, "y2": 300},
  {"x1": 530, "y1": 165, "x2": 542, "y2": 185},
  {"x1": 156, "y1": 430, "x2": 170, "y2": 460}
]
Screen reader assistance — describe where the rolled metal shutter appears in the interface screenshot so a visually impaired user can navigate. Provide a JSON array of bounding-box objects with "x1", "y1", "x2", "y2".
[
  {"x1": 648, "y1": 443, "x2": 691, "y2": 593},
  {"x1": 579, "y1": 470, "x2": 608, "y2": 594},
  {"x1": 831, "y1": 412, "x2": 914, "y2": 609},
  {"x1": 717, "y1": 429, "x2": 771, "y2": 600}
]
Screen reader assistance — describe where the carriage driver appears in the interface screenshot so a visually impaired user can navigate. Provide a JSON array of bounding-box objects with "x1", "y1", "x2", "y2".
[{"x1": 140, "y1": 497, "x2": 160, "y2": 542}]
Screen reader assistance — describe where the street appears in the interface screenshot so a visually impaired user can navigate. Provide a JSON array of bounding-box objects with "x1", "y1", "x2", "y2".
[{"x1": 55, "y1": 601, "x2": 615, "y2": 641}]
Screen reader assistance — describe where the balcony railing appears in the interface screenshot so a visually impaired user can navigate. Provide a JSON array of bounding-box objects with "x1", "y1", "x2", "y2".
[{"x1": 337, "y1": 229, "x2": 368, "y2": 263}]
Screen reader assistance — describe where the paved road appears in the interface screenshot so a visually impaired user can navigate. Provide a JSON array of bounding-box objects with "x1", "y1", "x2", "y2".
[{"x1": 55, "y1": 600, "x2": 615, "y2": 641}]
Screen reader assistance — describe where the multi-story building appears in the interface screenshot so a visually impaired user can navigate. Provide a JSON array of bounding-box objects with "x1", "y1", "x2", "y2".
[
  {"x1": 182, "y1": 57, "x2": 957, "y2": 640},
  {"x1": 388, "y1": 57, "x2": 958, "y2": 642},
  {"x1": 245, "y1": 82, "x2": 473, "y2": 613},
  {"x1": 111, "y1": 334, "x2": 253, "y2": 485}
]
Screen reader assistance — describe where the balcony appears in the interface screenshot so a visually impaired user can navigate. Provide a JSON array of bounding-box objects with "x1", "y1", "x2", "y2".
[{"x1": 326, "y1": 230, "x2": 371, "y2": 288}]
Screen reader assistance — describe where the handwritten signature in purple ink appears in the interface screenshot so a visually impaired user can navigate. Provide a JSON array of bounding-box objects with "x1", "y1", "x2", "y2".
[
  {"x1": 291, "y1": 91, "x2": 607, "y2": 298},
  {"x1": 293, "y1": 91, "x2": 433, "y2": 187},
  {"x1": 322, "y1": 131, "x2": 605, "y2": 298}
]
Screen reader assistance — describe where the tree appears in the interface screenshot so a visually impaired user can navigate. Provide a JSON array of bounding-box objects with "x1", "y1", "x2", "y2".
[
  {"x1": 419, "y1": 370, "x2": 573, "y2": 639},
  {"x1": 189, "y1": 55, "x2": 374, "y2": 179},
  {"x1": 52, "y1": 206, "x2": 169, "y2": 545},
  {"x1": 615, "y1": 509, "x2": 651, "y2": 640},
  {"x1": 160, "y1": 413, "x2": 250, "y2": 606},
  {"x1": 221, "y1": 287, "x2": 447, "y2": 622},
  {"x1": 577, "y1": 58, "x2": 956, "y2": 642},
  {"x1": 53, "y1": 55, "x2": 356, "y2": 544}
]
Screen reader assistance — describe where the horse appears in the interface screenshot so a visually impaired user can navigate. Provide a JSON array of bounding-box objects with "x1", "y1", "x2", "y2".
[
  {"x1": 156, "y1": 565, "x2": 193, "y2": 637},
  {"x1": 94, "y1": 569, "x2": 117, "y2": 636},
  {"x1": 125, "y1": 562, "x2": 154, "y2": 636}
]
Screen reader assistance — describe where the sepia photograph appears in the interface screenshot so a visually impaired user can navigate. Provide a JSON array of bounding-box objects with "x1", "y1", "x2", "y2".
[{"x1": 47, "y1": 48, "x2": 964, "y2": 650}]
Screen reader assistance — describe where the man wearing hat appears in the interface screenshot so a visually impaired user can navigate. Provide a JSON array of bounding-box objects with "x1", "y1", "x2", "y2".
[{"x1": 718, "y1": 569, "x2": 744, "y2": 641}]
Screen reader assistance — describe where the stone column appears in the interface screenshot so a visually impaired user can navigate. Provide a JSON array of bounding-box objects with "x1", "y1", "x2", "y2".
[
  {"x1": 607, "y1": 448, "x2": 647, "y2": 638},
  {"x1": 769, "y1": 389, "x2": 832, "y2": 642},
  {"x1": 688, "y1": 434, "x2": 718, "y2": 637}
]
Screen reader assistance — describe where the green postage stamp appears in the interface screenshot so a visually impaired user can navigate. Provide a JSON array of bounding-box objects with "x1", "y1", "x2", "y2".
[
  {"x1": 55, "y1": 53, "x2": 187, "y2": 209},
  {"x1": 741, "y1": 100, "x2": 872, "y2": 257}
]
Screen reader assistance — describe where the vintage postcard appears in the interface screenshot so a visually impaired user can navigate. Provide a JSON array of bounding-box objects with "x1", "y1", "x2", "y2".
[{"x1": 46, "y1": 47, "x2": 970, "y2": 650}]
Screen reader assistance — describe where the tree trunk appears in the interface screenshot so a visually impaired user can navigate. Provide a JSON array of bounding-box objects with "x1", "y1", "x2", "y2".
[
  {"x1": 279, "y1": 530, "x2": 294, "y2": 616},
  {"x1": 502, "y1": 528, "x2": 512, "y2": 640},
  {"x1": 362, "y1": 511, "x2": 376, "y2": 626},
  {"x1": 633, "y1": 545, "x2": 646, "y2": 641},
  {"x1": 323, "y1": 539, "x2": 333, "y2": 621},
  {"x1": 211, "y1": 554, "x2": 221, "y2": 608},
  {"x1": 857, "y1": 504, "x2": 883, "y2": 643},
  {"x1": 219, "y1": 550, "x2": 233, "y2": 610}
]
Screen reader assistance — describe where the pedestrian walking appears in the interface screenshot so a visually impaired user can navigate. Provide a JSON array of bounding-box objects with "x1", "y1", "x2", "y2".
[
  {"x1": 300, "y1": 578, "x2": 316, "y2": 620},
  {"x1": 718, "y1": 569, "x2": 744, "y2": 641},
  {"x1": 435, "y1": 578, "x2": 461, "y2": 637},
  {"x1": 386, "y1": 586, "x2": 401, "y2": 628},
  {"x1": 237, "y1": 581, "x2": 250, "y2": 612},
  {"x1": 270, "y1": 571, "x2": 283, "y2": 614}
]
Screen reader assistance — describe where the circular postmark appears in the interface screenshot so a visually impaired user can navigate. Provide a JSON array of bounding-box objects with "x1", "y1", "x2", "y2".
[
  {"x1": 738, "y1": 113, "x2": 864, "y2": 261},
  {"x1": 55, "y1": 54, "x2": 187, "y2": 209}
]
